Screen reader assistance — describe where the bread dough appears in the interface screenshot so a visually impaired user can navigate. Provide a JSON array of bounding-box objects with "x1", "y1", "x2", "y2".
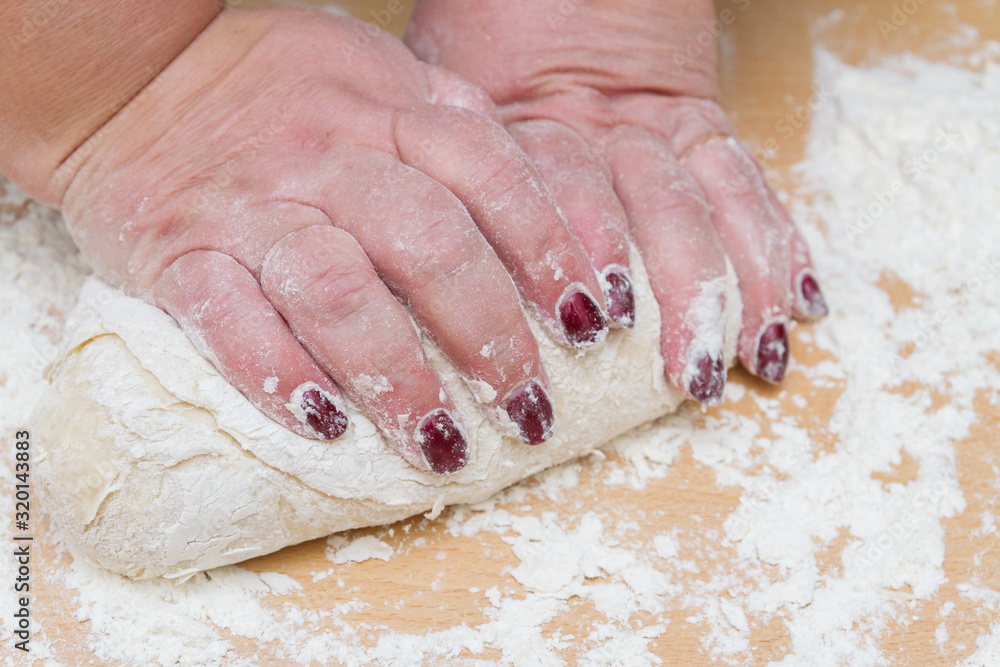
[{"x1": 32, "y1": 250, "x2": 741, "y2": 579}]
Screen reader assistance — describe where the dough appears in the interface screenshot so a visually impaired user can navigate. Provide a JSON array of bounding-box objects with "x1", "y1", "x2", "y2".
[{"x1": 32, "y1": 250, "x2": 741, "y2": 580}]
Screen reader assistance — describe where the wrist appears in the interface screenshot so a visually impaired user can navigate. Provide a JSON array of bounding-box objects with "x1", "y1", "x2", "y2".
[
  {"x1": 407, "y1": 0, "x2": 718, "y2": 105},
  {"x1": 0, "y1": 0, "x2": 224, "y2": 205}
]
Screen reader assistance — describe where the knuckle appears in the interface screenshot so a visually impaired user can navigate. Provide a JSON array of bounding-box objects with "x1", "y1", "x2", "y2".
[
  {"x1": 406, "y1": 219, "x2": 485, "y2": 293},
  {"x1": 156, "y1": 249, "x2": 234, "y2": 305},
  {"x1": 403, "y1": 104, "x2": 499, "y2": 164},
  {"x1": 471, "y1": 160, "x2": 523, "y2": 212},
  {"x1": 711, "y1": 146, "x2": 767, "y2": 203},
  {"x1": 296, "y1": 253, "x2": 374, "y2": 320},
  {"x1": 155, "y1": 251, "x2": 284, "y2": 361},
  {"x1": 294, "y1": 257, "x2": 390, "y2": 335},
  {"x1": 673, "y1": 98, "x2": 734, "y2": 137},
  {"x1": 262, "y1": 227, "x2": 375, "y2": 318},
  {"x1": 427, "y1": 67, "x2": 496, "y2": 117},
  {"x1": 433, "y1": 102, "x2": 493, "y2": 129},
  {"x1": 649, "y1": 172, "x2": 710, "y2": 220},
  {"x1": 690, "y1": 99, "x2": 733, "y2": 132}
]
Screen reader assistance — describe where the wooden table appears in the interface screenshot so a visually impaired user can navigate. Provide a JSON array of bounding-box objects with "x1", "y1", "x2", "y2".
[{"x1": 20, "y1": 0, "x2": 1000, "y2": 664}]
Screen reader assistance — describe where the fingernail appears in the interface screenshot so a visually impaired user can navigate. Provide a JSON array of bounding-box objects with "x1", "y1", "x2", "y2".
[
  {"x1": 299, "y1": 387, "x2": 349, "y2": 440},
  {"x1": 504, "y1": 380, "x2": 555, "y2": 445},
  {"x1": 798, "y1": 271, "x2": 829, "y2": 318},
  {"x1": 756, "y1": 321, "x2": 789, "y2": 384},
  {"x1": 416, "y1": 410, "x2": 469, "y2": 474},
  {"x1": 558, "y1": 288, "x2": 607, "y2": 348},
  {"x1": 687, "y1": 353, "x2": 725, "y2": 406},
  {"x1": 602, "y1": 268, "x2": 636, "y2": 329}
]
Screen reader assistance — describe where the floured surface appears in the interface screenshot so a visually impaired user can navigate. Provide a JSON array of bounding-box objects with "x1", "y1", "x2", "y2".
[{"x1": 3, "y1": 1, "x2": 1000, "y2": 665}]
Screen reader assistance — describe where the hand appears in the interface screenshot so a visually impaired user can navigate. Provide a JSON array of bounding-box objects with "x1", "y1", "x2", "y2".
[
  {"x1": 407, "y1": 0, "x2": 829, "y2": 404},
  {"x1": 52, "y1": 9, "x2": 612, "y2": 473}
]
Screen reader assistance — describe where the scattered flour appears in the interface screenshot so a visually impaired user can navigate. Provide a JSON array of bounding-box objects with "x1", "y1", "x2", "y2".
[
  {"x1": 2, "y1": 28, "x2": 1000, "y2": 667},
  {"x1": 326, "y1": 535, "x2": 395, "y2": 565}
]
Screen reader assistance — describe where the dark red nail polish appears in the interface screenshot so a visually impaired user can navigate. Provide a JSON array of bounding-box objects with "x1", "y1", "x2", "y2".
[
  {"x1": 800, "y1": 273, "x2": 829, "y2": 318},
  {"x1": 756, "y1": 321, "x2": 789, "y2": 384},
  {"x1": 688, "y1": 353, "x2": 725, "y2": 406},
  {"x1": 416, "y1": 410, "x2": 469, "y2": 474},
  {"x1": 603, "y1": 269, "x2": 636, "y2": 329},
  {"x1": 301, "y1": 388, "x2": 349, "y2": 440},
  {"x1": 559, "y1": 289, "x2": 607, "y2": 347},
  {"x1": 504, "y1": 380, "x2": 555, "y2": 445}
]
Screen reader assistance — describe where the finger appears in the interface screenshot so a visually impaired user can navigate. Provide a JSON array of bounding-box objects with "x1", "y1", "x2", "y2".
[
  {"x1": 422, "y1": 63, "x2": 500, "y2": 121},
  {"x1": 683, "y1": 136, "x2": 793, "y2": 384},
  {"x1": 619, "y1": 97, "x2": 807, "y2": 382},
  {"x1": 312, "y1": 147, "x2": 555, "y2": 445},
  {"x1": 606, "y1": 127, "x2": 733, "y2": 406},
  {"x1": 223, "y1": 200, "x2": 333, "y2": 281},
  {"x1": 260, "y1": 225, "x2": 469, "y2": 474},
  {"x1": 154, "y1": 250, "x2": 348, "y2": 441},
  {"x1": 508, "y1": 118, "x2": 636, "y2": 329},
  {"x1": 761, "y1": 183, "x2": 829, "y2": 320},
  {"x1": 394, "y1": 104, "x2": 608, "y2": 350}
]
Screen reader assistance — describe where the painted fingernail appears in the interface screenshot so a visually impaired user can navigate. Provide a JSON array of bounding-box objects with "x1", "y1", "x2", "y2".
[
  {"x1": 602, "y1": 268, "x2": 636, "y2": 329},
  {"x1": 298, "y1": 385, "x2": 349, "y2": 440},
  {"x1": 799, "y1": 272, "x2": 829, "y2": 318},
  {"x1": 416, "y1": 410, "x2": 469, "y2": 474},
  {"x1": 687, "y1": 353, "x2": 725, "y2": 406},
  {"x1": 558, "y1": 288, "x2": 607, "y2": 348},
  {"x1": 756, "y1": 321, "x2": 789, "y2": 384},
  {"x1": 504, "y1": 380, "x2": 556, "y2": 445}
]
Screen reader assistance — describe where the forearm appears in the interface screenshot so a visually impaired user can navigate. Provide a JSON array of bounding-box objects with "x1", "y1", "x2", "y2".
[
  {"x1": 0, "y1": 0, "x2": 223, "y2": 204},
  {"x1": 407, "y1": 0, "x2": 718, "y2": 103}
]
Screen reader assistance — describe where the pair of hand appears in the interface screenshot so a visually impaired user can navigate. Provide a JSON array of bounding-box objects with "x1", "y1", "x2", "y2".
[{"x1": 52, "y1": 2, "x2": 826, "y2": 475}]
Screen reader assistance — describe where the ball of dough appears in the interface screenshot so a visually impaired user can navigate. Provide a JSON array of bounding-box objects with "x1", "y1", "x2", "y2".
[{"x1": 32, "y1": 250, "x2": 740, "y2": 579}]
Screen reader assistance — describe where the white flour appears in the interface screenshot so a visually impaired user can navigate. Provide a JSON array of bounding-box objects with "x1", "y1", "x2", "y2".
[{"x1": 3, "y1": 36, "x2": 1000, "y2": 667}]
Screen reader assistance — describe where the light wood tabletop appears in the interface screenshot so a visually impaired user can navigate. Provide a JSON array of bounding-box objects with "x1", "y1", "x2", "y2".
[{"x1": 16, "y1": 0, "x2": 1000, "y2": 664}]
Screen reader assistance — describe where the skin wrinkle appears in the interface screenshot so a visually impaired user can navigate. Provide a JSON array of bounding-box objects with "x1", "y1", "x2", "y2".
[
  {"x1": 386, "y1": 216, "x2": 482, "y2": 292},
  {"x1": 60, "y1": 26, "x2": 270, "y2": 211},
  {"x1": 467, "y1": 156, "x2": 535, "y2": 217},
  {"x1": 413, "y1": 2, "x2": 718, "y2": 105}
]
